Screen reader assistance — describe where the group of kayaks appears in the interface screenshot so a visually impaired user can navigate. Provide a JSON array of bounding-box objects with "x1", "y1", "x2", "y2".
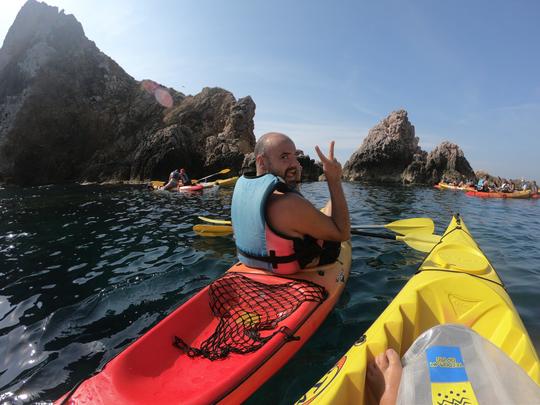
[
  {"x1": 150, "y1": 176, "x2": 238, "y2": 192},
  {"x1": 55, "y1": 214, "x2": 539, "y2": 404},
  {"x1": 435, "y1": 182, "x2": 540, "y2": 199}
]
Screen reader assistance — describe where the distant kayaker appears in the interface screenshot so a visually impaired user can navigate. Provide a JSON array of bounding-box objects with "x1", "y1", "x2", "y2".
[
  {"x1": 179, "y1": 168, "x2": 191, "y2": 186},
  {"x1": 162, "y1": 168, "x2": 181, "y2": 190},
  {"x1": 231, "y1": 132, "x2": 350, "y2": 274},
  {"x1": 500, "y1": 179, "x2": 511, "y2": 193},
  {"x1": 476, "y1": 177, "x2": 489, "y2": 192}
]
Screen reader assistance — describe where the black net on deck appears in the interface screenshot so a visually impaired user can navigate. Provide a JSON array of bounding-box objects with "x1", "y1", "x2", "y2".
[{"x1": 173, "y1": 272, "x2": 328, "y2": 360}]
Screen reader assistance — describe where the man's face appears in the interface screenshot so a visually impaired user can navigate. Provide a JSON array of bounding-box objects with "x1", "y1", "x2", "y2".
[{"x1": 261, "y1": 138, "x2": 300, "y2": 187}]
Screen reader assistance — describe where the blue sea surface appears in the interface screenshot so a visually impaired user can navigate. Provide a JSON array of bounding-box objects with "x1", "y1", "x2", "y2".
[{"x1": 0, "y1": 182, "x2": 538, "y2": 404}]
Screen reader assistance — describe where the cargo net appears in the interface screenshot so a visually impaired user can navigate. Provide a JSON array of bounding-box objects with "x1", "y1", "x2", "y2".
[{"x1": 173, "y1": 273, "x2": 327, "y2": 360}]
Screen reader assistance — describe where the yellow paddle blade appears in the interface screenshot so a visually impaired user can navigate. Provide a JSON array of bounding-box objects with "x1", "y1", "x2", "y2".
[
  {"x1": 193, "y1": 224, "x2": 233, "y2": 236},
  {"x1": 384, "y1": 218, "x2": 435, "y2": 235},
  {"x1": 198, "y1": 216, "x2": 232, "y2": 225},
  {"x1": 193, "y1": 168, "x2": 232, "y2": 184},
  {"x1": 151, "y1": 180, "x2": 165, "y2": 188},
  {"x1": 396, "y1": 232, "x2": 441, "y2": 253}
]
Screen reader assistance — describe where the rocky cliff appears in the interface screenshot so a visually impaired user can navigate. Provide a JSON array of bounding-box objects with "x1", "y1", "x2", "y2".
[
  {"x1": 343, "y1": 110, "x2": 475, "y2": 184},
  {"x1": 0, "y1": 0, "x2": 256, "y2": 185}
]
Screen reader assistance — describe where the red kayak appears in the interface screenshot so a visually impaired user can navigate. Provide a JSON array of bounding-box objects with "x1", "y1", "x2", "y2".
[
  {"x1": 466, "y1": 190, "x2": 531, "y2": 199},
  {"x1": 56, "y1": 242, "x2": 351, "y2": 404},
  {"x1": 179, "y1": 184, "x2": 203, "y2": 192}
]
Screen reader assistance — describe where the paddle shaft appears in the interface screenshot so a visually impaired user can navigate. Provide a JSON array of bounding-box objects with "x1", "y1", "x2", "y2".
[
  {"x1": 197, "y1": 216, "x2": 433, "y2": 235},
  {"x1": 350, "y1": 229, "x2": 395, "y2": 240},
  {"x1": 195, "y1": 226, "x2": 395, "y2": 239}
]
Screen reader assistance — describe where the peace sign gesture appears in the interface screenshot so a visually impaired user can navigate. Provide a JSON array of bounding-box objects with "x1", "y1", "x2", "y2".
[{"x1": 315, "y1": 141, "x2": 342, "y2": 182}]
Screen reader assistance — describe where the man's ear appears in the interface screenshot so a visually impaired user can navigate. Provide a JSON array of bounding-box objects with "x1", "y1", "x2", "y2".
[{"x1": 256, "y1": 154, "x2": 266, "y2": 172}]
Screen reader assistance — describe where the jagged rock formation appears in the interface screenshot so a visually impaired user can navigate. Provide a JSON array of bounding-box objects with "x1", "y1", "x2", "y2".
[
  {"x1": 239, "y1": 149, "x2": 322, "y2": 181},
  {"x1": 129, "y1": 88, "x2": 255, "y2": 182},
  {"x1": 0, "y1": 0, "x2": 255, "y2": 185},
  {"x1": 344, "y1": 110, "x2": 475, "y2": 184},
  {"x1": 343, "y1": 110, "x2": 420, "y2": 182},
  {"x1": 423, "y1": 141, "x2": 475, "y2": 183},
  {"x1": 296, "y1": 150, "x2": 323, "y2": 181}
]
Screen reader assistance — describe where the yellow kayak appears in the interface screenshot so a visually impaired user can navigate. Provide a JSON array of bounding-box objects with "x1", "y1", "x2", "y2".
[
  {"x1": 215, "y1": 176, "x2": 238, "y2": 187},
  {"x1": 298, "y1": 215, "x2": 540, "y2": 404},
  {"x1": 437, "y1": 182, "x2": 474, "y2": 191}
]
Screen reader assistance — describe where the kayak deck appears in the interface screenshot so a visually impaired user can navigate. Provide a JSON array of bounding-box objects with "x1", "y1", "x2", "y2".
[
  {"x1": 58, "y1": 242, "x2": 351, "y2": 405},
  {"x1": 298, "y1": 215, "x2": 540, "y2": 405},
  {"x1": 215, "y1": 176, "x2": 238, "y2": 187},
  {"x1": 436, "y1": 182, "x2": 474, "y2": 191}
]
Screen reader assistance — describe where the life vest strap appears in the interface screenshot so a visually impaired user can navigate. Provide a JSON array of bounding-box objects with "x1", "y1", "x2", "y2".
[{"x1": 237, "y1": 247, "x2": 299, "y2": 269}]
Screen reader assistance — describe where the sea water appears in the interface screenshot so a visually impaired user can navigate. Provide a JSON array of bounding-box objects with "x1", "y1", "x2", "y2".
[{"x1": 0, "y1": 183, "x2": 538, "y2": 404}]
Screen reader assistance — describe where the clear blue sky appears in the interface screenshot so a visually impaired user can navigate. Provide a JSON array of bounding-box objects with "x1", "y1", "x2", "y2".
[{"x1": 2, "y1": 0, "x2": 539, "y2": 180}]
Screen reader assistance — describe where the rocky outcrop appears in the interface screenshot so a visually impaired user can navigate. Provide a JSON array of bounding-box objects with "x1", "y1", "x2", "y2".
[
  {"x1": 129, "y1": 88, "x2": 255, "y2": 182},
  {"x1": 239, "y1": 149, "x2": 322, "y2": 181},
  {"x1": 0, "y1": 1, "x2": 255, "y2": 185},
  {"x1": 423, "y1": 141, "x2": 475, "y2": 183},
  {"x1": 344, "y1": 110, "x2": 475, "y2": 184},
  {"x1": 296, "y1": 150, "x2": 322, "y2": 181},
  {"x1": 343, "y1": 110, "x2": 420, "y2": 182}
]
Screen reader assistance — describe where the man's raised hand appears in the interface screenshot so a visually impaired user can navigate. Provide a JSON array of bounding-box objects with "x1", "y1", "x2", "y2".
[{"x1": 315, "y1": 141, "x2": 342, "y2": 182}]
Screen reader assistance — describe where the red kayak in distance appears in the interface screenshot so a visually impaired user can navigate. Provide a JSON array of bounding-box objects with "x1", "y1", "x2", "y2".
[
  {"x1": 178, "y1": 184, "x2": 203, "y2": 192},
  {"x1": 56, "y1": 242, "x2": 352, "y2": 405}
]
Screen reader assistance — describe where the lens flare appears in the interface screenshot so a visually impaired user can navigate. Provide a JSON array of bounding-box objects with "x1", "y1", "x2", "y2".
[
  {"x1": 154, "y1": 87, "x2": 173, "y2": 108},
  {"x1": 141, "y1": 80, "x2": 173, "y2": 108}
]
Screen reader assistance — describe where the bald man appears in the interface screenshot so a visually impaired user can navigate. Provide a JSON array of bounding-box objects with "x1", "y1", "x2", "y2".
[{"x1": 231, "y1": 132, "x2": 350, "y2": 274}]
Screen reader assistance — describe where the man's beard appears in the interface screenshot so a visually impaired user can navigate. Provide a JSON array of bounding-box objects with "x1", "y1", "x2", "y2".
[
  {"x1": 265, "y1": 160, "x2": 298, "y2": 189},
  {"x1": 282, "y1": 167, "x2": 300, "y2": 190}
]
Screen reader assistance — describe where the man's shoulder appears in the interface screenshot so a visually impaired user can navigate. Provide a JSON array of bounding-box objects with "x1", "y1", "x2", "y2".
[{"x1": 268, "y1": 190, "x2": 311, "y2": 209}]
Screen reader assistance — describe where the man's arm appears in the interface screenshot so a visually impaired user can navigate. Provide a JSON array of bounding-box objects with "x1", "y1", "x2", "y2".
[{"x1": 267, "y1": 141, "x2": 350, "y2": 241}]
